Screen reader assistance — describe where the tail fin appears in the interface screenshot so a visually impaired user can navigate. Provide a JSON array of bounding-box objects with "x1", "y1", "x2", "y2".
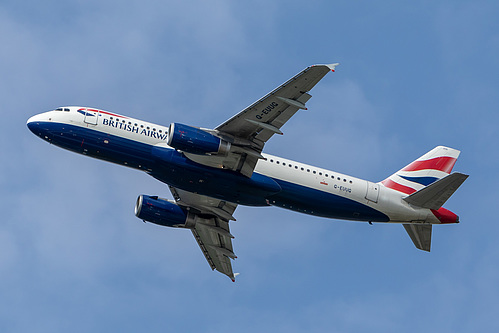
[
  {"x1": 381, "y1": 146, "x2": 461, "y2": 195},
  {"x1": 401, "y1": 172, "x2": 468, "y2": 252},
  {"x1": 383, "y1": 146, "x2": 468, "y2": 253}
]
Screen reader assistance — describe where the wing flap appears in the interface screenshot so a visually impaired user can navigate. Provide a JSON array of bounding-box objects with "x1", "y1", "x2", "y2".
[
  {"x1": 216, "y1": 64, "x2": 338, "y2": 143},
  {"x1": 169, "y1": 187, "x2": 238, "y2": 281},
  {"x1": 192, "y1": 218, "x2": 236, "y2": 280}
]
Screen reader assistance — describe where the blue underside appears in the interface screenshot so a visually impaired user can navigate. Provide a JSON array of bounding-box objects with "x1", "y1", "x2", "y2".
[{"x1": 28, "y1": 121, "x2": 389, "y2": 222}]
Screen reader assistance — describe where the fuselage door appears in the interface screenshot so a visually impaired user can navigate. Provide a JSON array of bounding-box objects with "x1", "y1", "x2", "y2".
[
  {"x1": 84, "y1": 108, "x2": 99, "y2": 125},
  {"x1": 365, "y1": 181, "x2": 379, "y2": 203}
]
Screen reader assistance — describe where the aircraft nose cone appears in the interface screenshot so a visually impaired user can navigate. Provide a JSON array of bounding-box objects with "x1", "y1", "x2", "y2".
[
  {"x1": 27, "y1": 113, "x2": 53, "y2": 141},
  {"x1": 26, "y1": 115, "x2": 38, "y2": 133}
]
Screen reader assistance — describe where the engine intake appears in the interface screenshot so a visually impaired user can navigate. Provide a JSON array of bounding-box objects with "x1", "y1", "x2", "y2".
[
  {"x1": 167, "y1": 123, "x2": 230, "y2": 155},
  {"x1": 135, "y1": 195, "x2": 191, "y2": 228}
]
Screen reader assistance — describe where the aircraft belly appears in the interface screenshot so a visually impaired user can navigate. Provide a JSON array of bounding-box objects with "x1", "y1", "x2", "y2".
[
  {"x1": 36, "y1": 122, "x2": 281, "y2": 206},
  {"x1": 35, "y1": 122, "x2": 156, "y2": 170},
  {"x1": 150, "y1": 148, "x2": 281, "y2": 206},
  {"x1": 268, "y1": 179, "x2": 389, "y2": 222}
]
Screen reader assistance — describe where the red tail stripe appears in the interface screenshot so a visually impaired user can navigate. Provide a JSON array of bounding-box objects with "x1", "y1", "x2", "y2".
[
  {"x1": 381, "y1": 179, "x2": 416, "y2": 194},
  {"x1": 402, "y1": 157, "x2": 457, "y2": 174},
  {"x1": 431, "y1": 207, "x2": 458, "y2": 224},
  {"x1": 98, "y1": 110, "x2": 128, "y2": 118}
]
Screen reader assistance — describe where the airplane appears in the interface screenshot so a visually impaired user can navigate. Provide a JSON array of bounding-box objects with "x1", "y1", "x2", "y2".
[{"x1": 27, "y1": 63, "x2": 468, "y2": 281}]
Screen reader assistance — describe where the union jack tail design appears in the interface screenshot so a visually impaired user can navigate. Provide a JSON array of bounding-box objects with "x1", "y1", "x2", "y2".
[{"x1": 381, "y1": 146, "x2": 461, "y2": 195}]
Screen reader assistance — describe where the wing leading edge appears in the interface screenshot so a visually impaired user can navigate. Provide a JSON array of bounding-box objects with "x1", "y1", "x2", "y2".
[
  {"x1": 183, "y1": 63, "x2": 339, "y2": 177},
  {"x1": 215, "y1": 63, "x2": 339, "y2": 144}
]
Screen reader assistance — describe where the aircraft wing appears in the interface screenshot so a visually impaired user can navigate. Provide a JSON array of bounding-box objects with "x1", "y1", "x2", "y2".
[
  {"x1": 183, "y1": 63, "x2": 339, "y2": 177},
  {"x1": 169, "y1": 186, "x2": 239, "y2": 281}
]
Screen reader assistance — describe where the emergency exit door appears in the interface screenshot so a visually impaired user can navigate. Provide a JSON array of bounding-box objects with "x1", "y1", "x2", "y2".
[
  {"x1": 365, "y1": 181, "x2": 379, "y2": 203},
  {"x1": 83, "y1": 108, "x2": 99, "y2": 125}
]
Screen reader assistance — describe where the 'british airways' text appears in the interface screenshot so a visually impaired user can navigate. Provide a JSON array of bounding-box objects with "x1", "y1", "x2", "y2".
[{"x1": 102, "y1": 118, "x2": 168, "y2": 140}]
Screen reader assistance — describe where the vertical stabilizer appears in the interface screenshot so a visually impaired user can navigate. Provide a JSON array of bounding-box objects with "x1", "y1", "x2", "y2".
[
  {"x1": 387, "y1": 147, "x2": 466, "y2": 252},
  {"x1": 381, "y1": 146, "x2": 460, "y2": 195}
]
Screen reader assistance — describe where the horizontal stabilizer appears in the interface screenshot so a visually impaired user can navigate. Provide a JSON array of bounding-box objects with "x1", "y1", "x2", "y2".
[
  {"x1": 403, "y1": 224, "x2": 432, "y2": 252},
  {"x1": 403, "y1": 172, "x2": 468, "y2": 210}
]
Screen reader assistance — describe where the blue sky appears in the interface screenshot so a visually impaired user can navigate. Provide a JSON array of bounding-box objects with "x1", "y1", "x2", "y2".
[{"x1": 1, "y1": 0, "x2": 498, "y2": 331}]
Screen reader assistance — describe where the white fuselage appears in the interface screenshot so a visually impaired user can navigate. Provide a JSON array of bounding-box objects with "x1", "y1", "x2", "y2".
[{"x1": 27, "y1": 107, "x2": 442, "y2": 225}]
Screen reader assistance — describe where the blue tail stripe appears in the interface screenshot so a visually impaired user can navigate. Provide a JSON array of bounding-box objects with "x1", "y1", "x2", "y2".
[{"x1": 399, "y1": 175, "x2": 439, "y2": 186}]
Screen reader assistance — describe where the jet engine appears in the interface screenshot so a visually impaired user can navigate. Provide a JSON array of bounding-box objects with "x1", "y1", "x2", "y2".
[
  {"x1": 135, "y1": 195, "x2": 194, "y2": 228},
  {"x1": 167, "y1": 123, "x2": 230, "y2": 155}
]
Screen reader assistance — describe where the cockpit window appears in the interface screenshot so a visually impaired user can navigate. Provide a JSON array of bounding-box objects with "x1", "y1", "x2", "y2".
[
  {"x1": 64, "y1": 108, "x2": 70, "y2": 112},
  {"x1": 55, "y1": 108, "x2": 63, "y2": 111}
]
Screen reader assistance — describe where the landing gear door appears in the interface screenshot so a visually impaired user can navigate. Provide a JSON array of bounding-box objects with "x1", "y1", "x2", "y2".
[
  {"x1": 84, "y1": 108, "x2": 99, "y2": 125},
  {"x1": 365, "y1": 181, "x2": 379, "y2": 203}
]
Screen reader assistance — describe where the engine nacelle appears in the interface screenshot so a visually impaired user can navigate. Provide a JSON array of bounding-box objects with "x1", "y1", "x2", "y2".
[
  {"x1": 135, "y1": 195, "x2": 193, "y2": 228},
  {"x1": 167, "y1": 123, "x2": 230, "y2": 155}
]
